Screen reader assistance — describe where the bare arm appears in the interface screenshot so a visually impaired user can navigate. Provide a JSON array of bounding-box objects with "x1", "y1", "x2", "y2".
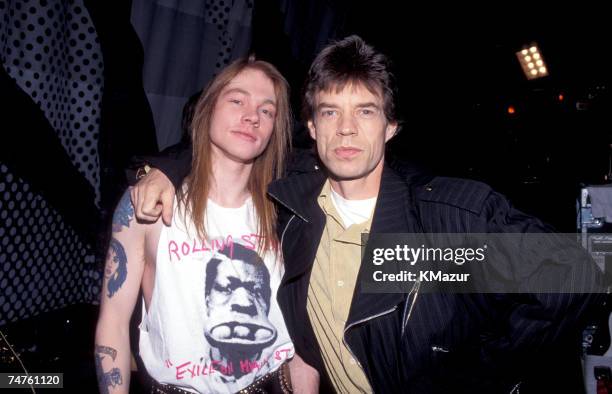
[
  {"x1": 288, "y1": 353, "x2": 320, "y2": 394},
  {"x1": 95, "y1": 189, "x2": 146, "y2": 394},
  {"x1": 131, "y1": 169, "x2": 176, "y2": 226}
]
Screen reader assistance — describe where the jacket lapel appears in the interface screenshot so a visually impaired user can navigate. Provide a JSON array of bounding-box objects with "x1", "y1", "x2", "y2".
[
  {"x1": 268, "y1": 170, "x2": 327, "y2": 283},
  {"x1": 268, "y1": 169, "x2": 326, "y2": 223},
  {"x1": 346, "y1": 164, "x2": 423, "y2": 326}
]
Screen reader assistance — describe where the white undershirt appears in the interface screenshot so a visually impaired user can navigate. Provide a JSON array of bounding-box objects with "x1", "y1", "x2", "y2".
[{"x1": 330, "y1": 188, "x2": 377, "y2": 228}]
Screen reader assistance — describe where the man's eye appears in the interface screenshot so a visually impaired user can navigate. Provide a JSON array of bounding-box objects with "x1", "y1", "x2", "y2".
[
  {"x1": 230, "y1": 99, "x2": 242, "y2": 105},
  {"x1": 322, "y1": 110, "x2": 336, "y2": 117},
  {"x1": 359, "y1": 108, "x2": 375, "y2": 116},
  {"x1": 261, "y1": 108, "x2": 275, "y2": 118}
]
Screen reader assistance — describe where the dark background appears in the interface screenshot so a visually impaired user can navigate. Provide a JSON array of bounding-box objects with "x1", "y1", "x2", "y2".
[{"x1": 253, "y1": 2, "x2": 612, "y2": 233}]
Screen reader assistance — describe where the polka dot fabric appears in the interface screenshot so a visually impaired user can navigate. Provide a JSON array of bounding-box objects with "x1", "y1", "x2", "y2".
[
  {"x1": 204, "y1": 0, "x2": 254, "y2": 71},
  {"x1": 0, "y1": 162, "x2": 99, "y2": 325},
  {"x1": 0, "y1": 0, "x2": 104, "y2": 205}
]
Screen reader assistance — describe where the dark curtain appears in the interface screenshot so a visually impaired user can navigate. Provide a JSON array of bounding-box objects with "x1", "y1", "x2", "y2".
[
  {"x1": 130, "y1": 0, "x2": 254, "y2": 150},
  {"x1": 0, "y1": 0, "x2": 104, "y2": 325}
]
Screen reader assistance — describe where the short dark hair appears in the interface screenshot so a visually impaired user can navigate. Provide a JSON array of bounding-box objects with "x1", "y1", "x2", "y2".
[{"x1": 302, "y1": 35, "x2": 397, "y2": 124}]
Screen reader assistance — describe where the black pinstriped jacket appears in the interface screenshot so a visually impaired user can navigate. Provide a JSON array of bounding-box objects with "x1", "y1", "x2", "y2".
[{"x1": 267, "y1": 156, "x2": 603, "y2": 394}]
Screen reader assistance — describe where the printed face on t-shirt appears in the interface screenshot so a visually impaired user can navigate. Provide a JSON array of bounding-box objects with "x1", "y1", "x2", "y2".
[{"x1": 203, "y1": 252, "x2": 277, "y2": 363}]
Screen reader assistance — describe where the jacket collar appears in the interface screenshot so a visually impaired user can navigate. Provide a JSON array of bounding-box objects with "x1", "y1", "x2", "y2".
[
  {"x1": 268, "y1": 158, "x2": 427, "y2": 231},
  {"x1": 267, "y1": 157, "x2": 427, "y2": 220},
  {"x1": 267, "y1": 168, "x2": 327, "y2": 223}
]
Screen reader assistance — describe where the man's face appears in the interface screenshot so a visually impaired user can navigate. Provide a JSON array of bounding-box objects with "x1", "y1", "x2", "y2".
[
  {"x1": 308, "y1": 83, "x2": 397, "y2": 183},
  {"x1": 204, "y1": 258, "x2": 276, "y2": 350},
  {"x1": 208, "y1": 68, "x2": 277, "y2": 165}
]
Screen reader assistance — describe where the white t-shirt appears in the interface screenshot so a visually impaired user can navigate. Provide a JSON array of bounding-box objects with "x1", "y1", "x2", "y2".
[
  {"x1": 330, "y1": 187, "x2": 377, "y2": 228},
  {"x1": 139, "y1": 197, "x2": 294, "y2": 394}
]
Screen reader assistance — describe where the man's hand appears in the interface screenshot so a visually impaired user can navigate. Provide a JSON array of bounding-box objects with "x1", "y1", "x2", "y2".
[
  {"x1": 130, "y1": 168, "x2": 175, "y2": 225},
  {"x1": 288, "y1": 353, "x2": 319, "y2": 394}
]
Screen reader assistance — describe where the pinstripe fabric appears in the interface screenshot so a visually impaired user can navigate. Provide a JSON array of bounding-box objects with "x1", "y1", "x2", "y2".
[{"x1": 268, "y1": 160, "x2": 604, "y2": 393}]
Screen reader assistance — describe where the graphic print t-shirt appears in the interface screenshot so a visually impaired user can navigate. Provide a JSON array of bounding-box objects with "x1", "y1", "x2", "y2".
[{"x1": 139, "y1": 197, "x2": 294, "y2": 393}]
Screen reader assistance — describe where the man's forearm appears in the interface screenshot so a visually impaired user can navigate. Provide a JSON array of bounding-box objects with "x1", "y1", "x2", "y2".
[{"x1": 94, "y1": 326, "x2": 131, "y2": 394}]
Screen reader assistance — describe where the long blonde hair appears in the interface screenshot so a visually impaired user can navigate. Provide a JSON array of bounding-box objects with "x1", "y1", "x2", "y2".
[{"x1": 178, "y1": 57, "x2": 292, "y2": 252}]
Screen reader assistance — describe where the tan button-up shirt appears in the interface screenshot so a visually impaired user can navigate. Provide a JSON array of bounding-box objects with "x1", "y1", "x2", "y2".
[{"x1": 306, "y1": 180, "x2": 373, "y2": 393}]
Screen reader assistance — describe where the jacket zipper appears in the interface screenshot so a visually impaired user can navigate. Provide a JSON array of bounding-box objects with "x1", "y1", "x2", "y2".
[
  {"x1": 268, "y1": 191, "x2": 308, "y2": 223},
  {"x1": 342, "y1": 306, "x2": 398, "y2": 388},
  {"x1": 401, "y1": 281, "x2": 421, "y2": 336},
  {"x1": 280, "y1": 214, "x2": 295, "y2": 248}
]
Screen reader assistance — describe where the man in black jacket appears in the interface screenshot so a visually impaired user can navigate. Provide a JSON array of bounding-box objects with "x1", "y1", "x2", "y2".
[{"x1": 132, "y1": 36, "x2": 603, "y2": 393}]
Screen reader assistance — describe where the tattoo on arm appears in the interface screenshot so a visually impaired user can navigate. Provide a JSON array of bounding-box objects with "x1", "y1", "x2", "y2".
[
  {"x1": 105, "y1": 238, "x2": 128, "y2": 298},
  {"x1": 95, "y1": 344, "x2": 123, "y2": 394},
  {"x1": 96, "y1": 345, "x2": 117, "y2": 361},
  {"x1": 112, "y1": 191, "x2": 135, "y2": 232}
]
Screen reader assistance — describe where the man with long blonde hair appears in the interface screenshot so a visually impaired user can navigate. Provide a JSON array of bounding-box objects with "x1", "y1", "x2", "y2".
[{"x1": 95, "y1": 57, "x2": 299, "y2": 394}]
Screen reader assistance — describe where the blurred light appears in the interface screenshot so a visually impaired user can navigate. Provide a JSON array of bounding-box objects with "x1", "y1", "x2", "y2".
[
  {"x1": 558, "y1": 93, "x2": 564, "y2": 101},
  {"x1": 507, "y1": 106, "x2": 516, "y2": 114},
  {"x1": 516, "y1": 43, "x2": 549, "y2": 80}
]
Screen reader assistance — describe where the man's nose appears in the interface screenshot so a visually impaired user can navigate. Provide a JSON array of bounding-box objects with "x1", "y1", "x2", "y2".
[
  {"x1": 230, "y1": 287, "x2": 257, "y2": 315},
  {"x1": 242, "y1": 106, "x2": 260, "y2": 128},
  {"x1": 337, "y1": 115, "x2": 357, "y2": 136}
]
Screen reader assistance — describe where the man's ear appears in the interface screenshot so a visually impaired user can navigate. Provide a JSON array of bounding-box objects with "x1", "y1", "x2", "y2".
[
  {"x1": 385, "y1": 121, "x2": 399, "y2": 142},
  {"x1": 307, "y1": 120, "x2": 317, "y2": 140}
]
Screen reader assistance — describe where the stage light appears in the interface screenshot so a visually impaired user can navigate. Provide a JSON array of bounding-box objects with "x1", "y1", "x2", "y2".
[{"x1": 516, "y1": 43, "x2": 549, "y2": 80}]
